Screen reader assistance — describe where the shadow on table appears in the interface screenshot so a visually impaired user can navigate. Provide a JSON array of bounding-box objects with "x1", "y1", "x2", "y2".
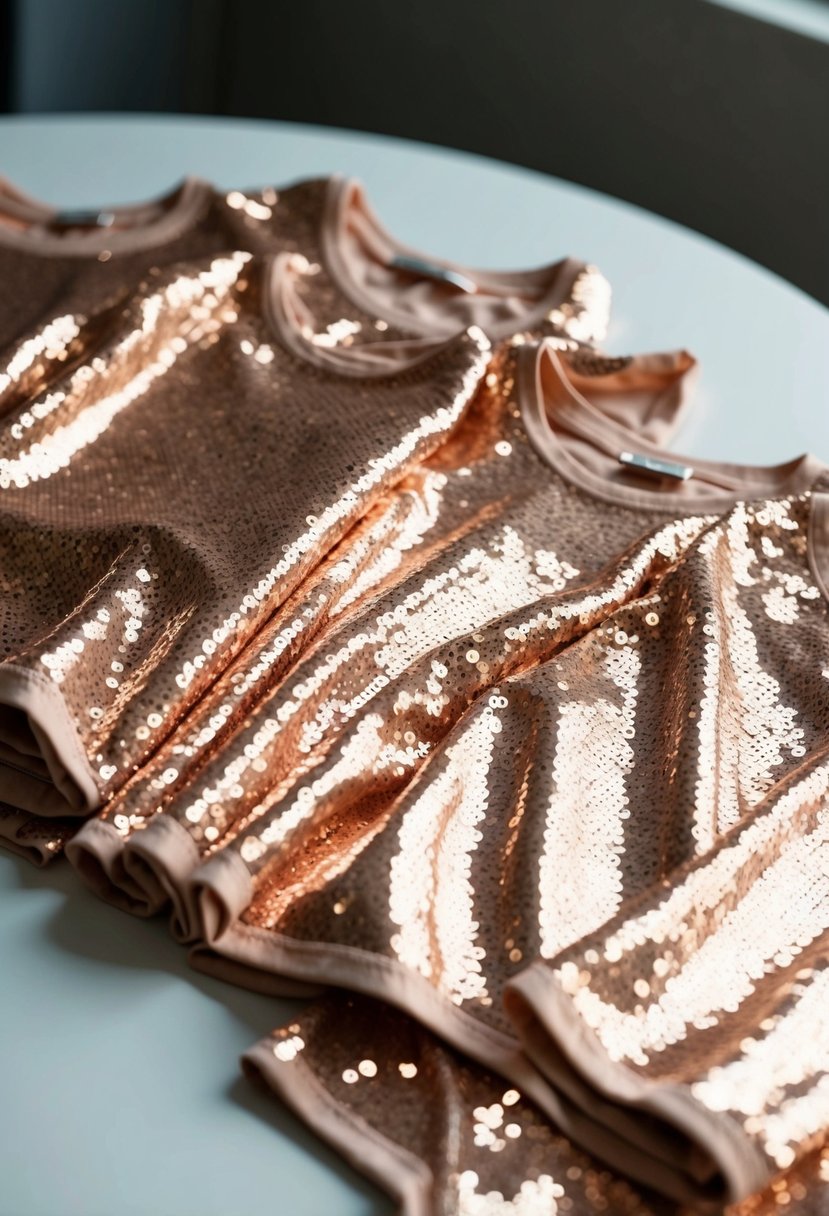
[{"x1": 3, "y1": 852, "x2": 396, "y2": 1216}]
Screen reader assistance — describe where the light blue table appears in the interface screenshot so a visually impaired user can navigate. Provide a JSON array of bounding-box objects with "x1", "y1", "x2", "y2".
[{"x1": 1, "y1": 114, "x2": 828, "y2": 1216}]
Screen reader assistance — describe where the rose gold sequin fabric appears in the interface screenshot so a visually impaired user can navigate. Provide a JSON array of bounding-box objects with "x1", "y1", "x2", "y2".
[
  {"x1": 185, "y1": 350, "x2": 825, "y2": 1207},
  {"x1": 2, "y1": 175, "x2": 827, "y2": 1215},
  {"x1": 243, "y1": 475, "x2": 829, "y2": 1209},
  {"x1": 0, "y1": 175, "x2": 613, "y2": 860},
  {"x1": 249, "y1": 993, "x2": 829, "y2": 1216},
  {"x1": 0, "y1": 251, "x2": 489, "y2": 818},
  {"x1": 59, "y1": 343, "x2": 697, "y2": 928},
  {"x1": 243, "y1": 464, "x2": 829, "y2": 1210}
]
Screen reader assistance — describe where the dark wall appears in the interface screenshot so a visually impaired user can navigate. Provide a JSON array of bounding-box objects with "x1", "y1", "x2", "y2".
[
  {"x1": 0, "y1": 1, "x2": 15, "y2": 112},
  {"x1": 216, "y1": 0, "x2": 829, "y2": 308},
  {"x1": 5, "y1": 0, "x2": 829, "y2": 307},
  {"x1": 9, "y1": 0, "x2": 222, "y2": 113}
]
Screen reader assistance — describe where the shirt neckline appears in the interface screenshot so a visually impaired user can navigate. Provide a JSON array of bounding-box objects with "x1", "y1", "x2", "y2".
[
  {"x1": 319, "y1": 175, "x2": 588, "y2": 342},
  {"x1": 518, "y1": 340, "x2": 826, "y2": 514},
  {"x1": 263, "y1": 252, "x2": 491, "y2": 379},
  {"x1": 0, "y1": 176, "x2": 211, "y2": 257}
]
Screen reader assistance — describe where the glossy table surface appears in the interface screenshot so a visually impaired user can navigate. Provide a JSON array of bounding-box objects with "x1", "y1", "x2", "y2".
[{"x1": 0, "y1": 113, "x2": 827, "y2": 1216}]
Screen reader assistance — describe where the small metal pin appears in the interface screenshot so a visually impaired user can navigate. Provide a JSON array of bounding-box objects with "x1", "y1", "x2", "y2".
[
  {"x1": 619, "y1": 450, "x2": 694, "y2": 481},
  {"x1": 390, "y1": 254, "x2": 477, "y2": 294},
  {"x1": 52, "y1": 209, "x2": 116, "y2": 230}
]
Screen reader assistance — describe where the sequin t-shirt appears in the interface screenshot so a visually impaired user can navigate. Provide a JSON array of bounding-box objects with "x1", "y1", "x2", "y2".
[
  {"x1": 0, "y1": 250, "x2": 493, "y2": 827},
  {"x1": 226, "y1": 384, "x2": 829, "y2": 1211},
  {"x1": 0, "y1": 174, "x2": 615, "y2": 863},
  {"x1": 234, "y1": 453, "x2": 829, "y2": 1210},
  {"x1": 60, "y1": 340, "x2": 699, "y2": 928}
]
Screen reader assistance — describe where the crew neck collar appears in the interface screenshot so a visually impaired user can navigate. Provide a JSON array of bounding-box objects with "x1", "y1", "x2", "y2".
[
  {"x1": 263, "y1": 252, "x2": 491, "y2": 379},
  {"x1": 319, "y1": 175, "x2": 591, "y2": 342},
  {"x1": 0, "y1": 176, "x2": 211, "y2": 257},
  {"x1": 519, "y1": 341, "x2": 826, "y2": 514}
]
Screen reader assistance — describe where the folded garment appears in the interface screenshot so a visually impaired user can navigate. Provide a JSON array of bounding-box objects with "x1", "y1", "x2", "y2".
[
  {"x1": 0, "y1": 251, "x2": 489, "y2": 819},
  {"x1": 506, "y1": 754, "x2": 829, "y2": 1207},
  {"x1": 247, "y1": 991, "x2": 829, "y2": 1216},
  {"x1": 0, "y1": 171, "x2": 614, "y2": 857},
  {"x1": 63, "y1": 341, "x2": 699, "y2": 932}
]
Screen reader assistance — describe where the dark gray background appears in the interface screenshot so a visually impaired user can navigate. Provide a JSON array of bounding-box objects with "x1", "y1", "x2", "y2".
[{"x1": 3, "y1": 0, "x2": 829, "y2": 306}]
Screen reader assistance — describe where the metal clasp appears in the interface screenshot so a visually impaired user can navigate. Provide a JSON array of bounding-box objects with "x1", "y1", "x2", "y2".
[{"x1": 619, "y1": 450, "x2": 693, "y2": 481}]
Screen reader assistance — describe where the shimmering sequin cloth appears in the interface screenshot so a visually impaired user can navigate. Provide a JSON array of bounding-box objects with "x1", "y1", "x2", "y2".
[
  {"x1": 230, "y1": 384, "x2": 826, "y2": 1201},
  {"x1": 3, "y1": 173, "x2": 828, "y2": 1215},
  {"x1": 187, "y1": 345, "x2": 824, "y2": 1208},
  {"x1": 61, "y1": 341, "x2": 697, "y2": 932},
  {"x1": 246, "y1": 994, "x2": 829, "y2": 1216},
  {"x1": 0, "y1": 174, "x2": 612, "y2": 861}
]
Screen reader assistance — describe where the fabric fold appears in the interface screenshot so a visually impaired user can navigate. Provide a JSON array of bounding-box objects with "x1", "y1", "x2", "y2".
[
  {"x1": 242, "y1": 992, "x2": 680, "y2": 1216},
  {"x1": 59, "y1": 342, "x2": 698, "y2": 927},
  {"x1": 0, "y1": 664, "x2": 99, "y2": 815},
  {"x1": 505, "y1": 755, "x2": 829, "y2": 1207}
]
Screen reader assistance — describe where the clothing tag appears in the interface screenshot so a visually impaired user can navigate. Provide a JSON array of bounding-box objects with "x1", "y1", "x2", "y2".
[
  {"x1": 390, "y1": 253, "x2": 477, "y2": 294},
  {"x1": 619, "y1": 450, "x2": 693, "y2": 481},
  {"x1": 52, "y1": 209, "x2": 116, "y2": 230}
]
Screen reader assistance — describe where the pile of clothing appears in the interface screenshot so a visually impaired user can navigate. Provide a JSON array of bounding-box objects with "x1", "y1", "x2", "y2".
[{"x1": 0, "y1": 170, "x2": 826, "y2": 1215}]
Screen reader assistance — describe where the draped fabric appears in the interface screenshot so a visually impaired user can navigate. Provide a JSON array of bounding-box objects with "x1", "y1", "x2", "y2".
[{"x1": 1, "y1": 172, "x2": 826, "y2": 1216}]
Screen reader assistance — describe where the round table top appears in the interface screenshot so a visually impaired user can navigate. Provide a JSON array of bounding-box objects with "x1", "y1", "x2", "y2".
[{"x1": 1, "y1": 113, "x2": 827, "y2": 1216}]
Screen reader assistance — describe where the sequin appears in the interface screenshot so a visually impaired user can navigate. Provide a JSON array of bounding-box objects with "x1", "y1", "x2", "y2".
[
  {"x1": 0, "y1": 174, "x2": 614, "y2": 861},
  {"x1": 194, "y1": 354, "x2": 826, "y2": 1209},
  {"x1": 245, "y1": 994, "x2": 669, "y2": 1216},
  {"x1": 0, "y1": 251, "x2": 488, "y2": 832}
]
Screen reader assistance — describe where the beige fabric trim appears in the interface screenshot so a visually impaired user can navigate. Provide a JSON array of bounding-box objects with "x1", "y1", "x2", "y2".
[
  {"x1": 0, "y1": 664, "x2": 99, "y2": 815},
  {"x1": 807, "y1": 490, "x2": 829, "y2": 607},
  {"x1": 190, "y1": 849, "x2": 255, "y2": 944},
  {"x1": 188, "y1": 945, "x2": 325, "y2": 999},
  {"x1": 0, "y1": 176, "x2": 210, "y2": 257},
  {"x1": 242, "y1": 1035, "x2": 433, "y2": 1216},
  {"x1": 320, "y1": 175, "x2": 588, "y2": 343},
  {"x1": 0, "y1": 752, "x2": 69, "y2": 816},
  {"x1": 120, "y1": 815, "x2": 202, "y2": 940},
  {"x1": 66, "y1": 818, "x2": 151, "y2": 913},
  {"x1": 505, "y1": 961, "x2": 769, "y2": 1206},
  {"x1": 519, "y1": 342, "x2": 826, "y2": 514}
]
